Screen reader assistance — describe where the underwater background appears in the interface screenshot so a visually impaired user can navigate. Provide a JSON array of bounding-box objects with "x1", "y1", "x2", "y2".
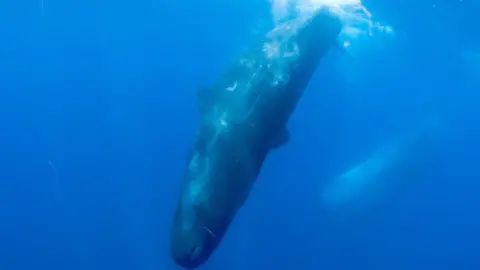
[{"x1": 0, "y1": 0, "x2": 479, "y2": 269}]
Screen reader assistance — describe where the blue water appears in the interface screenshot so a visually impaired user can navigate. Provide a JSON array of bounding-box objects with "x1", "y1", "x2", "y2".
[{"x1": 1, "y1": 0, "x2": 479, "y2": 269}]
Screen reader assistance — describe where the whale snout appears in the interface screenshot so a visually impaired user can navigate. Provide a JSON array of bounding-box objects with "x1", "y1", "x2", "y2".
[
  {"x1": 170, "y1": 197, "x2": 217, "y2": 269},
  {"x1": 170, "y1": 237, "x2": 206, "y2": 269},
  {"x1": 170, "y1": 221, "x2": 210, "y2": 269}
]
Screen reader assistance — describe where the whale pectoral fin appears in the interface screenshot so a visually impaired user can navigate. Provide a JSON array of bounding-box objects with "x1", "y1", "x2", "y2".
[
  {"x1": 270, "y1": 125, "x2": 290, "y2": 149},
  {"x1": 196, "y1": 87, "x2": 215, "y2": 115}
]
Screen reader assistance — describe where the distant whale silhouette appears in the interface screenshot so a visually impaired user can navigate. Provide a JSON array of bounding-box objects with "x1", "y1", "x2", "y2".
[
  {"x1": 321, "y1": 118, "x2": 443, "y2": 219},
  {"x1": 169, "y1": 8, "x2": 343, "y2": 269}
]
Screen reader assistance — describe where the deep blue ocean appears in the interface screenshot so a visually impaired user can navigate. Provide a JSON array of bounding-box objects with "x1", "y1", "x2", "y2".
[{"x1": 1, "y1": 0, "x2": 479, "y2": 269}]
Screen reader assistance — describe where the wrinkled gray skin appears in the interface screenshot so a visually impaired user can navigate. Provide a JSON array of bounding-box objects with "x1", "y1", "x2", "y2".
[{"x1": 170, "y1": 8, "x2": 342, "y2": 269}]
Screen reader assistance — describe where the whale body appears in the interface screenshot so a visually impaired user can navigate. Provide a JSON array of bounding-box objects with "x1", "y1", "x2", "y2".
[{"x1": 169, "y1": 8, "x2": 342, "y2": 269}]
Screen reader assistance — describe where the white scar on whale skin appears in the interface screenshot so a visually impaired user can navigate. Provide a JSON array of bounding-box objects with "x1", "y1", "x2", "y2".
[
  {"x1": 226, "y1": 81, "x2": 238, "y2": 92},
  {"x1": 203, "y1": 226, "x2": 217, "y2": 238}
]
